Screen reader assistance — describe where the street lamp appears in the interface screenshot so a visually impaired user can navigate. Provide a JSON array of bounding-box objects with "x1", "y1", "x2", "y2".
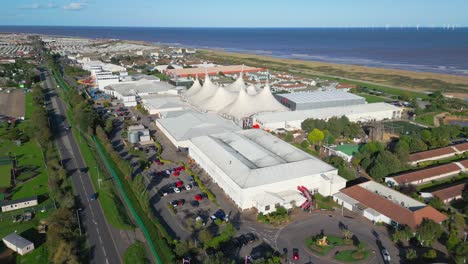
[
  {"x1": 76, "y1": 208, "x2": 83, "y2": 236},
  {"x1": 96, "y1": 166, "x2": 101, "y2": 189}
]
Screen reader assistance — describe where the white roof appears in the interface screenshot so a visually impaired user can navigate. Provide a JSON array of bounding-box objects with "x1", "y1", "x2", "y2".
[
  {"x1": 156, "y1": 112, "x2": 241, "y2": 142},
  {"x1": 277, "y1": 91, "x2": 365, "y2": 104},
  {"x1": 189, "y1": 129, "x2": 338, "y2": 188},
  {"x1": 255, "y1": 102, "x2": 399, "y2": 123},
  {"x1": 246, "y1": 85, "x2": 258, "y2": 95},
  {"x1": 105, "y1": 80, "x2": 174, "y2": 96},
  {"x1": 142, "y1": 96, "x2": 187, "y2": 111},
  {"x1": 188, "y1": 75, "x2": 218, "y2": 106},
  {"x1": 202, "y1": 87, "x2": 238, "y2": 112},
  {"x1": 2, "y1": 233, "x2": 33, "y2": 248},
  {"x1": 183, "y1": 78, "x2": 202, "y2": 97},
  {"x1": 224, "y1": 74, "x2": 246, "y2": 92}
]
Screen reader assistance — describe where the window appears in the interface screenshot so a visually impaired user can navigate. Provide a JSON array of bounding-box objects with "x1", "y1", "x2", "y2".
[
  {"x1": 275, "y1": 203, "x2": 281, "y2": 208},
  {"x1": 265, "y1": 205, "x2": 270, "y2": 211}
]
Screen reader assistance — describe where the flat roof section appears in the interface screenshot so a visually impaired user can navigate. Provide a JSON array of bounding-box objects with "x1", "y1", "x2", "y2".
[{"x1": 276, "y1": 91, "x2": 365, "y2": 104}]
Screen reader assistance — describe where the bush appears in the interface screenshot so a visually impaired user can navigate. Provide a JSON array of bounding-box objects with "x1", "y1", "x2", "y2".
[{"x1": 423, "y1": 249, "x2": 437, "y2": 259}]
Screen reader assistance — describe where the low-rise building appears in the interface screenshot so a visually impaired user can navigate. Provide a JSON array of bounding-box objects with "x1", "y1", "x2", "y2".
[
  {"x1": 408, "y1": 142, "x2": 468, "y2": 165},
  {"x1": 104, "y1": 80, "x2": 175, "y2": 106},
  {"x1": 187, "y1": 129, "x2": 347, "y2": 213},
  {"x1": 420, "y1": 182, "x2": 467, "y2": 204},
  {"x1": 384, "y1": 160, "x2": 467, "y2": 186},
  {"x1": 2, "y1": 233, "x2": 34, "y2": 255},
  {"x1": 275, "y1": 91, "x2": 366, "y2": 111},
  {"x1": 156, "y1": 112, "x2": 241, "y2": 148},
  {"x1": 165, "y1": 65, "x2": 265, "y2": 78},
  {"x1": 141, "y1": 96, "x2": 188, "y2": 117},
  {"x1": 254, "y1": 102, "x2": 401, "y2": 131},
  {"x1": 324, "y1": 144, "x2": 360, "y2": 162},
  {"x1": 333, "y1": 181, "x2": 447, "y2": 229},
  {"x1": 127, "y1": 125, "x2": 153, "y2": 145},
  {"x1": 0, "y1": 196, "x2": 38, "y2": 212}
]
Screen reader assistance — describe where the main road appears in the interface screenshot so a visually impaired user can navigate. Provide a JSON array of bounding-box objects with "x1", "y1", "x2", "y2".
[{"x1": 42, "y1": 69, "x2": 121, "y2": 264}]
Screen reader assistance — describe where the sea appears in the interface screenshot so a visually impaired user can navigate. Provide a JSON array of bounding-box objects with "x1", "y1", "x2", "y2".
[{"x1": 1, "y1": 26, "x2": 468, "y2": 76}]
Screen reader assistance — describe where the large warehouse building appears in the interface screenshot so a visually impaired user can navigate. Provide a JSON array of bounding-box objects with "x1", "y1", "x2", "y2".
[
  {"x1": 187, "y1": 129, "x2": 347, "y2": 213},
  {"x1": 275, "y1": 91, "x2": 366, "y2": 111},
  {"x1": 156, "y1": 112, "x2": 241, "y2": 148},
  {"x1": 104, "y1": 80, "x2": 176, "y2": 106},
  {"x1": 253, "y1": 102, "x2": 402, "y2": 130}
]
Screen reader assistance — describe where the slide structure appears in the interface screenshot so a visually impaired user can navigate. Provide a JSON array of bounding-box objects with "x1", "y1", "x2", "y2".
[{"x1": 297, "y1": 186, "x2": 315, "y2": 210}]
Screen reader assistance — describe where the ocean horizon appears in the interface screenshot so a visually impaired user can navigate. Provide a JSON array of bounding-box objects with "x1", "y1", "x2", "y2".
[{"x1": 1, "y1": 25, "x2": 467, "y2": 76}]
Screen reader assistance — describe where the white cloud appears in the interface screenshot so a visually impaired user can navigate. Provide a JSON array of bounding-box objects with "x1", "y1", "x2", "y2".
[
  {"x1": 18, "y1": 3, "x2": 41, "y2": 9},
  {"x1": 18, "y1": 3, "x2": 58, "y2": 9},
  {"x1": 63, "y1": 2, "x2": 87, "y2": 10}
]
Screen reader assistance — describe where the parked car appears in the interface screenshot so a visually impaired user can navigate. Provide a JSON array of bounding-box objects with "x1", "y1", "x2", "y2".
[
  {"x1": 244, "y1": 233, "x2": 256, "y2": 243},
  {"x1": 170, "y1": 200, "x2": 178, "y2": 207},
  {"x1": 211, "y1": 209, "x2": 228, "y2": 222},
  {"x1": 381, "y1": 248, "x2": 391, "y2": 262},
  {"x1": 185, "y1": 184, "x2": 192, "y2": 190},
  {"x1": 175, "y1": 181, "x2": 183, "y2": 187},
  {"x1": 190, "y1": 200, "x2": 199, "y2": 207},
  {"x1": 90, "y1": 192, "x2": 98, "y2": 200},
  {"x1": 292, "y1": 248, "x2": 299, "y2": 261},
  {"x1": 173, "y1": 187, "x2": 180, "y2": 193}
]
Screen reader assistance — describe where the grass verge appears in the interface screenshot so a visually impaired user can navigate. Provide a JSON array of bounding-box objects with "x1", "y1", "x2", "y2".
[
  {"x1": 335, "y1": 249, "x2": 370, "y2": 262},
  {"x1": 124, "y1": 241, "x2": 150, "y2": 264}
]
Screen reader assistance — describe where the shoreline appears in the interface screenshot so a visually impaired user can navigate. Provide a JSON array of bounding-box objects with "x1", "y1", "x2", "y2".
[{"x1": 3, "y1": 30, "x2": 467, "y2": 94}]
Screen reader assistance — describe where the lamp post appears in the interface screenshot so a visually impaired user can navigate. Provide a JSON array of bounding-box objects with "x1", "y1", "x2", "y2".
[
  {"x1": 96, "y1": 166, "x2": 101, "y2": 190},
  {"x1": 76, "y1": 208, "x2": 83, "y2": 236}
]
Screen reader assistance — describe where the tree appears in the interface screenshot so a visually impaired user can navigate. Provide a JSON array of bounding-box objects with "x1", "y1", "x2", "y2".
[
  {"x1": 408, "y1": 136, "x2": 428, "y2": 153},
  {"x1": 446, "y1": 230, "x2": 461, "y2": 252},
  {"x1": 423, "y1": 249, "x2": 437, "y2": 259},
  {"x1": 391, "y1": 225, "x2": 413, "y2": 243},
  {"x1": 174, "y1": 240, "x2": 191, "y2": 257},
  {"x1": 198, "y1": 229, "x2": 213, "y2": 244},
  {"x1": 308, "y1": 128, "x2": 324, "y2": 145},
  {"x1": 394, "y1": 140, "x2": 410, "y2": 162},
  {"x1": 428, "y1": 197, "x2": 445, "y2": 211},
  {"x1": 416, "y1": 219, "x2": 443, "y2": 246},
  {"x1": 284, "y1": 132, "x2": 294, "y2": 142},
  {"x1": 453, "y1": 242, "x2": 468, "y2": 264},
  {"x1": 406, "y1": 249, "x2": 417, "y2": 260},
  {"x1": 300, "y1": 140, "x2": 310, "y2": 149},
  {"x1": 462, "y1": 184, "x2": 468, "y2": 202},
  {"x1": 342, "y1": 229, "x2": 353, "y2": 240}
]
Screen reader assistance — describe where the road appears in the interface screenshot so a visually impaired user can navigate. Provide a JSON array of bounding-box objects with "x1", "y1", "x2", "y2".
[{"x1": 42, "y1": 69, "x2": 121, "y2": 264}]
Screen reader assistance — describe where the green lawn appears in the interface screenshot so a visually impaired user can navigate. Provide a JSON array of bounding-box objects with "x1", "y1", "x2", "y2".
[
  {"x1": 306, "y1": 235, "x2": 344, "y2": 256},
  {"x1": 124, "y1": 241, "x2": 150, "y2": 264},
  {"x1": 335, "y1": 249, "x2": 370, "y2": 262},
  {"x1": 415, "y1": 112, "x2": 437, "y2": 126},
  {"x1": 357, "y1": 93, "x2": 389, "y2": 103},
  {"x1": 0, "y1": 163, "x2": 12, "y2": 188},
  {"x1": 24, "y1": 92, "x2": 33, "y2": 119}
]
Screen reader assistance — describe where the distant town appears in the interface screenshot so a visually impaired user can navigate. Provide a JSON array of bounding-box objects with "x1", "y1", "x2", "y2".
[{"x1": 0, "y1": 32, "x2": 467, "y2": 264}]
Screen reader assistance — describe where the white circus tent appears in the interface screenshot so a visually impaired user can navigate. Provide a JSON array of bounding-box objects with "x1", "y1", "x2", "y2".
[
  {"x1": 246, "y1": 85, "x2": 258, "y2": 95},
  {"x1": 202, "y1": 86, "x2": 238, "y2": 112},
  {"x1": 220, "y1": 87, "x2": 258, "y2": 119},
  {"x1": 183, "y1": 76, "x2": 202, "y2": 97},
  {"x1": 188, "y1": 74, "x2": 219, "y2": 107},
  {"x1": 255, "y1": 84, "x2": 288, "y2": 112},
  {"x1": 224, "y1": 73, "x2": 246, "y2": 92}
]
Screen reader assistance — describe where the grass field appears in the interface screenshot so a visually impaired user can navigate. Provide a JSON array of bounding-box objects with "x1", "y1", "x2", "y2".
[
  {"x1": 124, "y1": 241, "x2": 150, "y2": 264},
  {"x1": 415, "y1": 112, "x2": 438, "y2": 126},
  {"x1": 24, "y1": 92, "x2": 33, "y2": 119},
  {"x1": 335, "y1": 249, "x2": 370, "y2": 262},
  {"x1": 197, "y1": 49, "x2": 468, "y2": 96},
  {"x1": 357, "y1": 93, "x2": 389, "y2": 103},
  {"x1": 0, "y1": 163, "x2": 12, "y2": 188}
]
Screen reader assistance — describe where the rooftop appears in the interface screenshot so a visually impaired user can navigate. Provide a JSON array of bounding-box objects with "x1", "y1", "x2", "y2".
[
  {"x1": 156, "y1": 112, "x2": 241, "y2": 142},
  {"x1": 2, "y1": 233, "x2": 33, "y2": 248},
  {"x1": 333, "y1": 144, "x2": 360, "y2": 156},
  {"x1": 408, "y1": 142, "x2": 468, "y2": 162},
  {"x1": 388, "y1": 162, "x2": 464, "y2": 185},
  {"x1": 0, "y1": 196, "x2": 37, "y2": 207},
  {"x1": 165, "y1": 65, "x2": 264, "y2": 77},
  {"x1": 276, "y1": 91, "x2": 364, "y2": 104},
  {"x1": 189, "y1": 129, "x2": 341, "y2": 188},
  {"x1": 431, "y1": 183, "x2": 466, "y2": 201},
  {"x1": 105, "y1": 80, "x2": 174, "y2": 96},
  {"x1": 341, "y1": 182, "x2": 447, "y2": 228},
  {"x1": 254, "y1": 102, "x2": 399, "y2": 123}
]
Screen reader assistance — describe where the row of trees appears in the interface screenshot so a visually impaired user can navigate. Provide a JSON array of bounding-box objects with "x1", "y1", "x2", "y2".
[
  {"x1": 30, "y1": 79, "x2": 83, "y2": 263},
  {"x1": 302, "y1": 116, "x2": 364, "y2": 140}
]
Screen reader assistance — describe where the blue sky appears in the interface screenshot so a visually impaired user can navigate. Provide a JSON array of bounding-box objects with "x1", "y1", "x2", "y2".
[{"x1": 1, "y1": 0, "x2": 467, "y2": 27}]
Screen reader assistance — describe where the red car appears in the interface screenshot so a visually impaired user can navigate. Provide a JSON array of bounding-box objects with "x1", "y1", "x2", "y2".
[
  {"x1": 292, "y1": 248, "x2": 299, "y2": 261},
  {"x1": 173, "y1": 172, "x2": 180, "y2": 177},
  {"x1": 175, "y1": 181, "x2": 183, "y2": 187},
  {"x1": 194, "y1": 194, "x2": 202, "y2": 201}
]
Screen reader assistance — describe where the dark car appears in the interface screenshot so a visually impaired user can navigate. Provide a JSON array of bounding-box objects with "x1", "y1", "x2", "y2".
[
  {"x1": 292, "y1": 248, "x2": 299, "y2": 261},
  {"x1": 177, "y1": 199, "x2": 185, "y2": 206},
  {"x1": 244, "y1": 233, "x2": 256, "y2": 243},
  {"x1": 190, "y1": 200, "x2": 199, "y2": 207},
  {"x1": 200, "y1": 193, "x2": 208, "y2": 199},
  {"x1": 90, "y1": 192, "x2": 98, "y2": 200},
  {"x1": 238, "y1": 234, "x2": 248, "y2": 246},
  {"x1": 170, "y1": 200, "x2": 179, "y2": 207}
]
